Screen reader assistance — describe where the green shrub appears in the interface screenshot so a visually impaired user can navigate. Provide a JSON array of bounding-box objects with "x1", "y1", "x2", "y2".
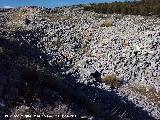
[{"x1": 84, "y1": 0, "x2": 160, "y2": 16}]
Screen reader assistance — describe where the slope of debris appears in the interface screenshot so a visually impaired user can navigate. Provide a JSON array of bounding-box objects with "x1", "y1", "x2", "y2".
[
  {"x1": 70, "y1": 14, "x2": 160, "y2": 119},
  {"x1": 0, "y1": 7, "x2": 92, "y2": 120},
  {"x1": 0, "y1": 6, "x2": 159, "y2": 120}
]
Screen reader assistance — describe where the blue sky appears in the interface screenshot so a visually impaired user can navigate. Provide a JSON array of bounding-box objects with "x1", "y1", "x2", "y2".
[{"x1": 0, "y1": 0, "x2": 127, "y2": 8}]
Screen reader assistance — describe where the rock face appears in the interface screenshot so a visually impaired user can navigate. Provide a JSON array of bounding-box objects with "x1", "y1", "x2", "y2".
[{"x1": 0, "y1": 6, "x2": 159, "y2": 119}]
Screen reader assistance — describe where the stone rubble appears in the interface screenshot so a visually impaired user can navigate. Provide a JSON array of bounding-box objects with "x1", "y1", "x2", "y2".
[{"x1": 0, "y1": 6, "x2": 159, "y2": 119}]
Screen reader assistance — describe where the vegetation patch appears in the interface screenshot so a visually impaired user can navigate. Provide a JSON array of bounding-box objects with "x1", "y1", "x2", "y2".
[
  {"x1": 84, "y1": 0, "x2": 160, "y2": 16},
  {"x1": 48, "y1": 15, "x2": 72, "y2": 22},
  {"x1": 100, "y1": 20, "x2": 113, "y2": 27},
  {"x1": 129, "y1": 85, "x2": 160, "y2": 105},
  {"x1": 102, "y1": 74, "x2": 121, "y2": 88}
]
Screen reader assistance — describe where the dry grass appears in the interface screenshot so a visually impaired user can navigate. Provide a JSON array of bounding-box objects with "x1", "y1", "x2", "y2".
[
  {"x1": 102, "y1": 74, "x2": 121, "y2": 88},
  {"x1": 8, "y1": 12, "x2": 26, "y2": 30},
  {"x1": 128, "y1": 85, "x2": 160, "y2": 105},
  {"x1": 48, "y1": 15, "x2": 72, "y2": 22},
  {"x1": 100, "y1": 20, "x2": 113, "y2": 27}
]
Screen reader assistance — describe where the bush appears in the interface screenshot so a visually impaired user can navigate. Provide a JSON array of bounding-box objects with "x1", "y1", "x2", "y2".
[
  {"x1": 102, "y1": 74, "x2": 121, "y2": 88},
  {"x1": 100, "y1": 20, "x2": 113, "y2": 27},
  {"x1": 84, "y1": 0, "x2": 160, "y2": 16}
]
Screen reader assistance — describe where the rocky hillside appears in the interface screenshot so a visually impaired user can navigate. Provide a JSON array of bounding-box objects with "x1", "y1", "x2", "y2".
[{"x1": 0, "y1": 6, "x2": 159, "y2": 120}]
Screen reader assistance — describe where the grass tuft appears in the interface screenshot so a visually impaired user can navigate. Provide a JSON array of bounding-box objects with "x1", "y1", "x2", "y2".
[
  {"x1": 102, "y1": 74, "x2": 121, "y2": 88},
  {"x1": 100, "y1": 20, "x2": 113, "y2": 27}
]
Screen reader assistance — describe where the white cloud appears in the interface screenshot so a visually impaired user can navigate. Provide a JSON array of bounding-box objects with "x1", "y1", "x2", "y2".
[{"x1": 3, "y1": 5, "x2": 14, "y2": 8}]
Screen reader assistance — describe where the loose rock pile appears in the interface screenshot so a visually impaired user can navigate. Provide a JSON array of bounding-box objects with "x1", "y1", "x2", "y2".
[{"x1": 0, "y1": 6, "x2": 159, "y2": 119}]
